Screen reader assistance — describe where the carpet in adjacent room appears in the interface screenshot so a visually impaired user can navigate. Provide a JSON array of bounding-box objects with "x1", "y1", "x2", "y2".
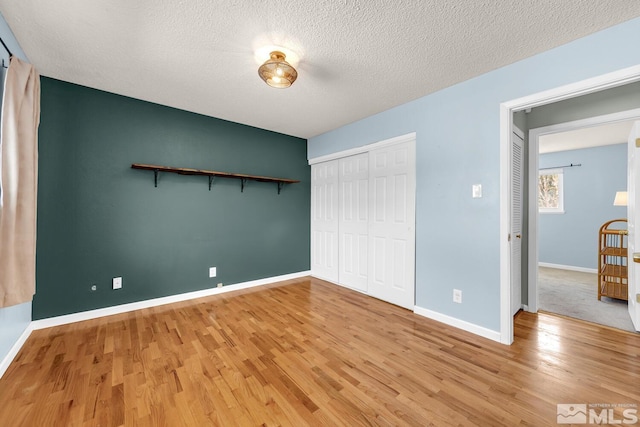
[{"x1": 538, "y1": 266, "x2": 636, "y2": 333}]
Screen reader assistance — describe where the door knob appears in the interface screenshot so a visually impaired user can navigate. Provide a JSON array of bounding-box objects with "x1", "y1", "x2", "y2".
[
  {"x1": 515, "y1": 234, "x2": 522, "y2": 239},
  {"x1": 633, "y1": 253, "x2": 640, "y2": 263}
]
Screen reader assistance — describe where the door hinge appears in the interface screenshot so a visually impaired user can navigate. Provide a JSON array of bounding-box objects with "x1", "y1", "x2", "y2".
[{"x1": 508, "y1": 233, "x2": 511, "y2": 242}]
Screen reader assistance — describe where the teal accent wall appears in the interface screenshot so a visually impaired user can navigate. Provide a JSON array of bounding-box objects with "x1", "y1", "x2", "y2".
[
  {"x1": 308, "y1": 17, "x2": 640, "y2": 332},
  {"x1": 34, "y1": 78, "x2": 310, "y2": 320},
  {"x1": 539, "y1": 144, "x2": 627, "y2": 269},
  {"x1": 0, "y1": 12, "x2": 32, "y2": 366}
]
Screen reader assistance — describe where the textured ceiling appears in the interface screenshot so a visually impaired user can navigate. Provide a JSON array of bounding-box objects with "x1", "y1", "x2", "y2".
[{"x1": 1, "y1": 1, "x2": 640, "y2": 139}]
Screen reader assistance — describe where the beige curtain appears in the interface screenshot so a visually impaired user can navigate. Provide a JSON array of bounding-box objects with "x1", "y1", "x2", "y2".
[{"x1": 0, "y1": 56, "x2": 40, "y2": 307}]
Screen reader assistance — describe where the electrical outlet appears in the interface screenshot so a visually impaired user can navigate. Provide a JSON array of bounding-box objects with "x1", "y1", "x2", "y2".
[
  {"x1": 217, "y1": 283, "x2": 223, "y2": 288},
  {"x1": 209, "y1": 267, "x2": 217, "y2": 278},
  {"x1": 113, "y1": 277, "x2": 122, "y2": 290},
  {"x1": 453, "y1": 289, "x2": 462, "y2": 303}
]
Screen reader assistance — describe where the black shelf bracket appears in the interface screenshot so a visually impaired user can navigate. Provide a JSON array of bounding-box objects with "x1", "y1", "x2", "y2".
[
  {"x1": 241, "y1": 178, "x2": 247, "y2": 192},
  {"x1": 208, "y1": 176, "x2": 214, "y2": 191},
  {"x1": 277, "y1": 182, "x2": 285, "y2": 195},
  {"x1": 153, "y1": 169, "x2": 159, "y2": 187}
]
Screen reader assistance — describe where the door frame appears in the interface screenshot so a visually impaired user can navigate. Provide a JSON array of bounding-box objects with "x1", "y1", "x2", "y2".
[
  {"x1": 527, "y1": 108, "x2": 640, "y2": 314},
  {"x1": 499, "y1": 64, "x2": 640, "y2": 345}
]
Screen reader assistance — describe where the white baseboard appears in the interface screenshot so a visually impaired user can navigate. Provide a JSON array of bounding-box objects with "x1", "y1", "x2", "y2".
[
  {"x1": 538, "y1": 262, "x2": 597, "y2": 274},
  {"x1": 309, "y1": 273, "x2": 338, "y2": 285},
  {"x1": 27, "y1": 271, "x2": 309, "y2": 331},
  {"x1": 0, "y1": 323, "x2": 34, "y2": 380},
  {"x1": 413, "y1": 306, "x2": 501, "y2": 343}
]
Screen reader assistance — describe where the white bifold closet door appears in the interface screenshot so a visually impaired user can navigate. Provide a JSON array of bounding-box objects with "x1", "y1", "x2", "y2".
[
  {"x1": 310, "y1": 138, "x2": 416, "y2": 310},
  {"x1": 368, "y1": 143, "x2": 416, "y2": 309},
  {"x1": 338, "y1": 153, "x2": 369, "y2": 292},
  {"x1": 310, "y1": 160, "x2": 339, "y2": 283}
]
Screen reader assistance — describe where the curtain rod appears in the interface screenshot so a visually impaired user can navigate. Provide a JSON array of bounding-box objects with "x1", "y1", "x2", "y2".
[{"x1": 539, "y1": 163, "x2": 581, "y2": 171}]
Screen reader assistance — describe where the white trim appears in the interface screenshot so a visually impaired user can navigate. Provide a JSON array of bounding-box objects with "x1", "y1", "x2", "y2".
[
  {"x1": 308, "y1": 132, "x2": 416, "y2": 165},
  {"x1": 503, "y1": 65, "x2": 640, "y2": 112},
  {"x1": 0, "y1": 323, "x2": 34, "y2": 379},
  {"x1": 31, "y1": 271, "x2": 310, "y2": 330},
  {"x1": 310, "y1": 273, "x2": 339, "y2": 285},
  {"x1": 500, "y1": 64, "x2": 640, "y2": 343},
  {"x1": 499, "y1": 105, "x2": 513, "y2": 343},
  {"x1": 413, "y1": 306, "x2": 501, "y2": 343},
  {"x1": 538, "y1": 262, "x2": 598, "y2": 274}
]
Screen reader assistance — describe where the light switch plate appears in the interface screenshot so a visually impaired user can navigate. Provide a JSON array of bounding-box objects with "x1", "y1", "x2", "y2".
[
  {"x1": 209, "y1": 267, "x2": 217, "y2": 278},
  {"x1": 113, "y1": 277, "x2": 122, "y2": 290},
  {"x1": 472, "y1": 184, "x2": 482, "y2": 198}
]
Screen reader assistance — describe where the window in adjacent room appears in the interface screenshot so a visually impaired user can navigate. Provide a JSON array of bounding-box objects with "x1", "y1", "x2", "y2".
[{"x1": 538, "y1": 168, "x2": 564, "y2": 213}]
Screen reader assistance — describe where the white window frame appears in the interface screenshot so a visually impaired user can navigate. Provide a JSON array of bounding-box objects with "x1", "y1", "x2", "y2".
[{"x1": 538, "y1": 168, "x2": 564, "y2": 214}]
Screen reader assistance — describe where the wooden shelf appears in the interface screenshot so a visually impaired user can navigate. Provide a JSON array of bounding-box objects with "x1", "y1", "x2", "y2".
[
  {"x1": 600, "y1": 264, "x2": 628, "y2": 277},
  {"x1": 131, "y1": 163, "x2": 300, "y2": 194},
  {"x1": 600, "y1": 247, "x2": 627, "y2": 257}
]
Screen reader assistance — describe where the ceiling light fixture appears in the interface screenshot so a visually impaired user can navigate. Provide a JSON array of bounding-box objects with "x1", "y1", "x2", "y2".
[{"x1": 258, "y1": 51, "x2": 298, "y2": 88}]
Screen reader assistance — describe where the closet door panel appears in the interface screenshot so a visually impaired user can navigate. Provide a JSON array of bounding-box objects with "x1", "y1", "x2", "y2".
[
  {"x1": 310, "y1": 160, "x2": 339, "y2": 283},
  {"x1": 338, "y1": 153, "x2": 369, "y2": 291},
  {"x1": 368, "y1": 141, "x2": 416, "y2": 309}
]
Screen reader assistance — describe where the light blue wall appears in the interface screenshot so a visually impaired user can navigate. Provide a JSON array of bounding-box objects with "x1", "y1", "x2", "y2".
[
  {"x1": 0, "y1": 303, "x2": 31, "y2": 362},
  {"x1": 0, "y1": 12, "x2": 31, "y2": 366},
  {"x1": 539, "y1": 144, "x2": 627, "y2": 269},
  {"x1": 308, "y1": 17, "x2": 640, "y2": 332}
]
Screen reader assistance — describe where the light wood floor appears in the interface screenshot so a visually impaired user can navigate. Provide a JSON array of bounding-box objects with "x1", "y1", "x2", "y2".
[{"x1": 1, "y1": 277, "x2": 639, "y2": 426}]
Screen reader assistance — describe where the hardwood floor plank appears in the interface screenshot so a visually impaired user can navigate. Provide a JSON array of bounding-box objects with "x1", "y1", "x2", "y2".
[{"x1": 1, "y1": 277, "x2": 639, "y2": 426}]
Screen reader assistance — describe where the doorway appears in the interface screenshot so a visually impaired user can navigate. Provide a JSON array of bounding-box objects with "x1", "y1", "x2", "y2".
[
  {"x1": 499, "y1": 65, "x2": 640, "y2": 344},
  {"x1": 530, "y1": 115, "x2": 639, "y2": 331}
]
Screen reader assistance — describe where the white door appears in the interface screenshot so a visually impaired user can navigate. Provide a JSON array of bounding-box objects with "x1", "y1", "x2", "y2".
[
  {"x1": 511, "y1": 131, "x2": 524, "y2": 315},
  {"x1": 339, "y1": 154, "x2": 369, "y2": 291},
  {"x1": 627, "y1": 121, "x2": 640, "y2": 331},
  {"x1": 368, "y1": 141, "x2": 416, "y2": 309},
  {"x1": 311, "y1": 160, "x2": 339, "y2": 283}
]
